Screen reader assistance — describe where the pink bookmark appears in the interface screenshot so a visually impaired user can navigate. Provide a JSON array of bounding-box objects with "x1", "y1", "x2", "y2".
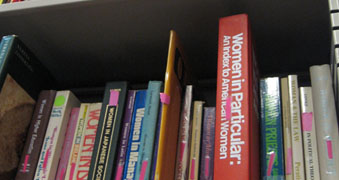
[
  {"x1": 204, "y1": 155, "x2": 210, "y2": 178},
  {"x1": 139, "y1": 161, "x2": 148, "y2": 180},
  {"x1": 180, "y1": 141, "x2": 186, "y2": 161},
  {"x1": 70, "y1": 163, "x2": 76, "y2": 180},
  {"x1": 226, "y1": 97, "x2": 232, "y2": 120},
  {"x1": 302, "y1": 112, "x2": 313, "y2": 131},
  {"x1": 59, "y1": 168, "x2": 66, "y2": 180},
  {"x1": 326, "y1": 140, "x2": 334, "y2": 160},
  {"x1": 266, "y1": 152, "x2": 276, "y2": 176},
  {"x1": 115, "y1": 164, "x2": 124, "y2": 180},
  {"x1": 190, "y1": 158, "x2": 196, "y2": 179},
  {"x1": 286, "y1": 148, "x2": 292, "y2": 174},
  {"x1": 160, "y1": 93, "x2": 170, "y2": 105},
  {"x1": 23, "y1": 155, "x2": 30, "y2": 171},
  {"x1": 110, "y1": 90, "x2": 120, "y2": 106}
]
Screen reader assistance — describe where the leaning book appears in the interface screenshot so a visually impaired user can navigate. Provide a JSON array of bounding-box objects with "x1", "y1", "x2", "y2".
[{"x1": 0, "y1": 35, "x2": 54, "y2": 179}]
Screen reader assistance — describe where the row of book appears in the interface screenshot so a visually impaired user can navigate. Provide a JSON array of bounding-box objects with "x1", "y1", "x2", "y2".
[
  {"x1": 1, "y1": 12, "x2": 339, "y2": 180},
  {"x1": 0, "y1": 0, "x2": 23, "y2": 4},
  {"x1": 260, "y1": 68, "x2": 339, "y2": 180}
]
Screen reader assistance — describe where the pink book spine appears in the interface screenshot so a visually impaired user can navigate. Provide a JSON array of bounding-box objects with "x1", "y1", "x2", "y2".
[{"x1": 55, "y1": 108, "x2": 80, "y2": 180}]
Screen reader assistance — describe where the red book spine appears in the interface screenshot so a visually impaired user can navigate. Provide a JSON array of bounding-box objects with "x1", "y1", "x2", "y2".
[{"x1": 214, "y1": 14, "x2": 259, "y2": 180}]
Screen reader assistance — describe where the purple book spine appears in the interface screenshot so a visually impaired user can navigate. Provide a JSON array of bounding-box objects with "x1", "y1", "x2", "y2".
[
  {"x1": 55, "y1": 107, "x2": 80, "y2": 180},
  {"x1": 199, "y1": 107, "x2": 215, "y2": 180},
  {"x1": 113, "y1": 90, "x2": 137, "y2": 180}
]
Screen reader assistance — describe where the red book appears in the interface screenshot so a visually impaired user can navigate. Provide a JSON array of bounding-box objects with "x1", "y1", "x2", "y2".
[{"x1": 214, "y1": 14, "x2": 260, "y2": 180}]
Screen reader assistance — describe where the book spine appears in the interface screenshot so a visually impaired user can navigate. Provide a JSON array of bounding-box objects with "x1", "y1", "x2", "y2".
[
  {"x1": 287, "y1": 75, "x2": 306, "y2": 180},
  {"x1": 199, "y1": 107, "x2": 215, "y2": 180},
  {"x1": 88, "y1": 82, "x2": 128, "y2": 180},
  {"x1": 299, "y1": 87, "x2": 321, "y2": 180},
  {"x1": 175, "y1": 85, "x2": 193, "y2": 180},
  {"x1": 259, "y1": 78, "x2": 284, "y2": 179},
  {"x1": 310, "y1": 65, "x2": 339, "y2": 180},
  {"x1": 55, "y1": 107, "x2": 80, "y2": 180},
  {"x1": 135, "y1": 81, "x2": 162, "y2": 180},
  {"x1": 122, "y1": 90, "x2": 147, "y2": 180},
  {"x1": 65, "y1": 103, "x2": 90, "y2": 180},
  {"x1": 114, "y1": 90, "x2": 137, "y2": 180},
  {"x1": 15, "y1": 90, "x2": 56, "y2": 180},
  {"x1": 34, "y1": 90, "x2": 80, "y2": 180},
  {"x1": 75, "y1": 103, "x2": 102, "y2": 180},
  {"x1": 150, "y1": 103, "x2": 163, "y2": 180},
  {"x1": 215, "y1": 14, "x2": 259, "y2": 180},
  {"x1": 280, "y1": 78, "x2": 293, "y2": 180},
  {"x1": 188, "y1": 101, "x2": 204, "y2": 180},
  {"x1": 0, "y1": 35, "x2": 15, "y2": 89}
]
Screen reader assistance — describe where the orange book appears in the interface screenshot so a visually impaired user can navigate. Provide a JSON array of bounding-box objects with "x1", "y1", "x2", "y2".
[
  {"x1": 214, "y1": 14, "x2": 260, "y2": 180},
  {"x1": 154, "y1": 30, "x2": 190, "y2": 180}
]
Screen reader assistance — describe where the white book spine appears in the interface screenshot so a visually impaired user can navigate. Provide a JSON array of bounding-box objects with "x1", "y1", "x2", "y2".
[
  {"x1": 64, "y1": 103, "x2": 90, "y2": 180},
  {"x1": 288, "y1": 75, "x2": 305, "y2": 180},
  {"x1": 299, "y1": 87, "x2": 320, "y2": 180},
  {"x1": 34, "y1": 91, "x2": 80, "y2": 180},
  {"x1": 310, "y1": 64, "x2": 339, "y2": 180},
  {"x1": 281, "y1": 77, "x2": 293, "y2": 180},
  {"x1": 329, "y1": 0, "x2": 339, "y2": 11},
  {"x1": 75, "y1": 103, "x2": 102, "y2": 180}
]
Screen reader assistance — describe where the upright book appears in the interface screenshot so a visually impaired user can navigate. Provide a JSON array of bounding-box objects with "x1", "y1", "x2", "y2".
[
  {"x1": 155, "y1": 30, "x2": 191, "y2": 180},
  {"x1": 0, "y1": 35, "x2": 53, "y2": 179},
  {"x1": 65, "y1": 103, "x2": 91, "y2": 180},
  {"x1": 122, "y1": 90, "x2": 147, "y2": 180},
  {"x1": 55, "y1": 107, "x2": 80, "y2": 180},
  {"x1": 288, "y1": 75, "x2": 305, "y2": 180},
  {"x1": 259, "y1": 77, "x2": 284, "y2": 179},
  {"x1": 34, "y1": 90, "x2": 80, "y2": 180},
  {"x1": 214, "y1": 14, "x2": 260, "y2": 180},
  {"x1": 88, "y1": 81, "x2": 128, "y2": 180},
  {"x1": 280, "y1": 78, "x2": 293, "y2": 180},
  {"x1": 188, "y1": 101, "x2": 204, "y2": 180},
  {"x1": 310, "y1": 64, "x2": 339, "y2": 180},
  {"x1": 75, "y1": 103, "x2": 102, "y2": 180},
  {"x1": 175, "y1": 85, "x2": 193, "y2": 180},
  {"x1": 199, "y1": 107, "x2": 215, "y2": 180},
  {"x1": 135, "y1": 81, "x2": 162, "y2": 180},
  {"x1": 299, "y1": 87, "x2": 320, "y2": 180},
  {"x1": 15, "y1": 90, "x2": 56, "y2": 180},
  {"x1": 114, "y1": 90, "x2": 137, "y2": 180}
]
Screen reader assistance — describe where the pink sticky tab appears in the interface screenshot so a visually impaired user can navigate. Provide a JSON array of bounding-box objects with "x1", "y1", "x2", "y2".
[
  {"x1": 190, "y1": 158, "x2": 195, "y2": 179},
  {"x1": 23, "y1": 155, "x2": 29, "y2": 171},
  {"x1": 139, "y1": 161, "x2": 148, "y2": 180},
  {"x1": 267, "y1": 152, "x2": 276, "y2": 176},
  {"x1": 180, "y1": 141, "x2": 186, "y2": 162},
  {"x1": 204, "y1": 155, "x2": 210, "y2": 178},
  {"x1": 59, "y1": 168, "x2": 66, "y2": 180},
  {"x1": 115, "y1": 164, "x2": 124, "y2": 180},
  {"x1": 70, "y1": 163, "x2": 76, "y2": 180},
  {"x1": 160, "y1": 93, "x2": 170, "y2": 105},
  {"x1": 286, "y1": 148, "x2": 292, "y2": 174},
  {"x1": 109, "y1": 90, "x2": 120, "y2": 106},
  {"x1": 302, "y1": 112, "x2": 313, "y2": 131},
  {"x1": 226, "y1": 97, "x2": 232, "y2": 120},
  {"x1": 326, "y1": 140, "x2": 334, "y2": 160}
]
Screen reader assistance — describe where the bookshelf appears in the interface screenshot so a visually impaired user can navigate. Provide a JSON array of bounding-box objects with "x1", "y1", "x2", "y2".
[{"x1": 0, "y1": 0, "x2": 331, "y2": 90}]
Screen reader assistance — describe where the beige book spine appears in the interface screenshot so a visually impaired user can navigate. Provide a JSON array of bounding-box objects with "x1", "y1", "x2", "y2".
[
  {"x1": 281, "y1": 77, "x2": 293, "y2": 180},
  {"x1": 188, "y1": 101, "x2": 204, "y2": 180},
  {"x1": 288, "y1": 75, "x2": 305, "y2": 180},
  {"x1": 299, "y1": 87, "x2": 320, "y2": 180}
]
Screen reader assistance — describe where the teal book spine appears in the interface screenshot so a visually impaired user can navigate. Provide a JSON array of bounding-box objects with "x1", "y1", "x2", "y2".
[
  {"x1": 135, "y1": 81, "x2": 162, "y2": 180},
  {"x1": 260, "y1": 77, "x2": 284, "y2": 180}
]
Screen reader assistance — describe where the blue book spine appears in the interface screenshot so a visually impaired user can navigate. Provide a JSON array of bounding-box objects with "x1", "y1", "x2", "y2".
[
  {"x1": 260, "y1": 78, "x2": 284, "y2": 180},
  {"x1": 123, "y1": 90, "x2": 147, "y2": 180},
  {"x1": 135, "y1": 81, "x2": 162, "y2": 180}
]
